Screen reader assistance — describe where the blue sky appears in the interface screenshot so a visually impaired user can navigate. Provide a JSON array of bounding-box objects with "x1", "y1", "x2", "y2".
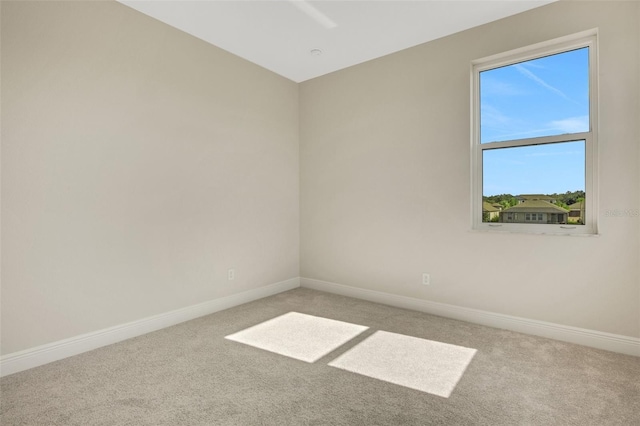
[{"x1": 480, "y1": 47, "x2": 589, "y2": 196}]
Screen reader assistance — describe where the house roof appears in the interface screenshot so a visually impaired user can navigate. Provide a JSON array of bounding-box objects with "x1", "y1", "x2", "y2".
[
  {"x1": 517, "y1": 194, "x2": 556, "y2": 201},
  {"x1": 483, "y1": 201, "x2": 500, "y2": 212},
  {"x1": 568, "y1": 200, "x2": 585, "y2": 210},
  {"x1": 502, "y1": 200, "x2": 569, "y2": 214}
]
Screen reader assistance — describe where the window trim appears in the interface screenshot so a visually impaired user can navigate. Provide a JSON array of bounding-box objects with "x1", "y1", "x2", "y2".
[{"x1": 471, "y1": 30, "x2": 599, "y2": 235}]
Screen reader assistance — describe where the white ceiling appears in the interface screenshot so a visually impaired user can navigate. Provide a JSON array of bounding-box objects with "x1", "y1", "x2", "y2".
[{"x1": 118, "y1": 0, "x2": 555, "y2": 82}]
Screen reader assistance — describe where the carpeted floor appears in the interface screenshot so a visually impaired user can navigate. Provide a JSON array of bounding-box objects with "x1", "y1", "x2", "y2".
[{"x1": 1, "y1": 288, "x2": 639, "y2": 425}]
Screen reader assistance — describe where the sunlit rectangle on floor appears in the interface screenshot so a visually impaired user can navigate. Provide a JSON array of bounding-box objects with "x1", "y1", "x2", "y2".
[
  {"x1": 225, "y1": 312, "x2": 368, "y2": 363},
  {"x1": 328, "y1": 330, "x2": 476, "y2": 397}
]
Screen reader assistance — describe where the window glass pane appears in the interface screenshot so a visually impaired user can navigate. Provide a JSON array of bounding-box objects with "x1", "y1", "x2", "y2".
[
  {"x1": 480, "y1": 47, "x2": 589, "y2": 143},
  {"x1": 482, "y1": 141, "x2": 585, "y2": 225}
]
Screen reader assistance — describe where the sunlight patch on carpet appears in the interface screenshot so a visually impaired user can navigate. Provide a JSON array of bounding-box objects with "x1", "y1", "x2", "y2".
[
  {"x1": 328, "y1": 330, "x2": 477, "y2": 397},
  {"x1": 225, "y1": 312, "x2": 369, "y2": 363}
]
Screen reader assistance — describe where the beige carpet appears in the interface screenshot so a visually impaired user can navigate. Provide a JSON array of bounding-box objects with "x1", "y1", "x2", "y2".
[{"x1": 1, "y1": 288, "x2": 639, "y2": 425}]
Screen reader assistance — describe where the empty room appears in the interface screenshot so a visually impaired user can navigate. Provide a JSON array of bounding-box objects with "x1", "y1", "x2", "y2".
[{"x1": 1, "y1": 0, "x2": 639, "y2": 424}]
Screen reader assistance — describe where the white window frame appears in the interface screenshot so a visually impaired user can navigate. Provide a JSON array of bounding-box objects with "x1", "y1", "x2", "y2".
[{"x1": 471, "y1": 30, "x2": 599, "y2": 235}]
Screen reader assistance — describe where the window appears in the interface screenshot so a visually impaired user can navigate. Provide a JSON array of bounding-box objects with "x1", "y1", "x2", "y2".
[{"x1": 471, "y1": 31, "x2": 598, "y2": 235}]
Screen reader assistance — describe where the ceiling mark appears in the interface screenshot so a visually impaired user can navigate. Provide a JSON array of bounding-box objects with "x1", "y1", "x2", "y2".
[{"x1": 289, "y1": 0, "x2": 338, "y2": 29}]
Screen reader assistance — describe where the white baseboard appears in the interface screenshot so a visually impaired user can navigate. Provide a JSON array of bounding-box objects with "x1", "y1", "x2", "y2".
[
  {"x1": 0, "y1": 277, "x2": 300, "y2": 377},
  {"x1": 4, "y1": 276, "x2": 636, "y2": 377},
  {"x1": 300, "y1": 277, "x2": 640, "y2": 357}
]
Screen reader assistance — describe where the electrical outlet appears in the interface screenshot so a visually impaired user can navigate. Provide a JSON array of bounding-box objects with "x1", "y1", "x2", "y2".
[
  {"x1": 422, "y1": 273, "x2": 430, "y2": 285},
  {"x1": 228, "y1": 269, "x2": 235, "y2": 281}
]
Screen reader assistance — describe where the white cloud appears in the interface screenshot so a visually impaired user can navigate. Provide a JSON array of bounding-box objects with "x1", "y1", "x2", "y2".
[
  {"x1": 525, "y1": 150, "x2": 583, "y2": 158},
  {"x1": 513, "y1": 64, "x2": 576, "y2": 104},
  {"x1": 480, "y1": 103, "x2": 512, "y2": 127},
  {"x1": 481, "y1": 78, "x2": 527, "y2": 96},
  {"x1": 549, "y1": 116, "x2": 589, "y2": 134}
]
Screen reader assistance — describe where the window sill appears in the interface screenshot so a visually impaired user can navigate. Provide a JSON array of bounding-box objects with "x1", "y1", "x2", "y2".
[{"x1": 469, "y1": 227, "x2": 600, "y2": 237}]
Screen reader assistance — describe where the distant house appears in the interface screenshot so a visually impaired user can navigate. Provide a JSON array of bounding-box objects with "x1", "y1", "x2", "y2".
[
  {"x1": 500, "y1": 199, "x2": 568, "y2": 224},
  {"x1": 568, "y1": 200, "x2": 585, "y2": 223},
  {"x1": 516, "y1": 194, "x2": 557, "y2": 204},
  {"x1": 483, "y1": 201, "x2": 501, "y2": 221}
]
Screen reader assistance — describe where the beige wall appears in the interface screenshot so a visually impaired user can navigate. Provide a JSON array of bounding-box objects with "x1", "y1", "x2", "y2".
[
  {"x1": 300, "y1": 1, "x2": 640, "y2": 338},
  {"x1": 637, "y1": 0, "x2": 640, "y2": 339},
  {"x1": 1, "y1": 1, "x2": 299, "y2": 355}
]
